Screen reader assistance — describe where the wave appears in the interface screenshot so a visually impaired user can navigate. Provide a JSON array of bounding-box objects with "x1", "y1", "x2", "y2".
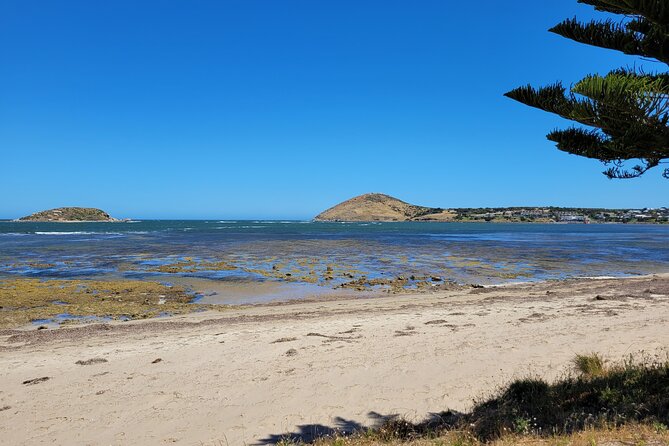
[
  {"x1": 33, "y1": 231, "x2": 137, "y2": 236},
  {"x1": 217, "y1": 225, "x2": 268, "y2": 229},
  {"x1": 35, "y1": 231, "x2": 102, "y2": 235},
  {"x1": 252, "y1": 220, "x2": 310, "y2": 224}
]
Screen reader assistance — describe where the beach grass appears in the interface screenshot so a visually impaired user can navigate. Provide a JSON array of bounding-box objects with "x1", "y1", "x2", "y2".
[
  {"x1": 278, "y1": 424, "x2": 669, "y2": 445},
  {"x1": 277, "y1": 354, "x2": 669, "y2": 445},
  {"x1": 571, "y1": 353, "x2": 605, "y2": 378}
]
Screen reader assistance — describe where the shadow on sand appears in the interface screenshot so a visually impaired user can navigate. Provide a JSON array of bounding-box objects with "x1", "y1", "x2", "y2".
[{"x1": 254, "y1": 411, "x2": 461, "y2": 445}]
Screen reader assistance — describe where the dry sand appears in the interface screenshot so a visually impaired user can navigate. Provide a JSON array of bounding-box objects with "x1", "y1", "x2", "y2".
[{"x1": 1, "y1": 274, "x2": 668, "y2": 445}]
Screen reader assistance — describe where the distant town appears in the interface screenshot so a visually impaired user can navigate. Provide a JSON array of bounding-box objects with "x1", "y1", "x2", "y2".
[{"x1": 448, "y1": 207, "x2": 669, "y2": 224}]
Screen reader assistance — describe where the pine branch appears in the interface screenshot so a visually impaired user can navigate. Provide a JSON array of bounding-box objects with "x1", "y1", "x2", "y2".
[
  {"x1": 504, "y1": 0, "x2": 669, "y2": 178},
  {"x1": 578, "y1": 0, "x2": 669, "y2": 27},
  {"x1": 549, "y1": 18, "x2": 669, "y2": 64}
]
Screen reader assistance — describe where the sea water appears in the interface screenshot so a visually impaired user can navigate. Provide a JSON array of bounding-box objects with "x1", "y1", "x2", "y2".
[{"x1": 1, "y1": 220, "x2": 668, "y2": 301}]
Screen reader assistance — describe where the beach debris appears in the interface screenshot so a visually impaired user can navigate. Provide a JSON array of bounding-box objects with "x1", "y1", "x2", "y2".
[
  {"x1": 0, "y1": 406, "x2": 10, "y2": 412},
  {"x1": 595, "y1": 295, "x2": 608, "y2": 301},
  {"x1": 22, "y1": 377, "x2": 50, "y2": 386},
  {"x1": 152, "y1": 358, "x2": 162, "y2": 364},
  {"x1": 37, "y1": 325, "x2": 48, "y2": 330},
  {"x1": 306, "y1": 332, "x2": 361, "y2": 343},
  {"x1": 75, "y1": 358, "x2": 108, "y2": 366},
  {"x1": 285, "y1": 348, "x2": 298, "y2": 357},
  {"x1": 271, "y1": 337, "x2": 297, "y2": 344},
  {"x1": 424, "y1": 319, "x2": 448, "y2": 325},
  {"x1": 394, "y1": 325, "x2": 417, "y2": 337}
]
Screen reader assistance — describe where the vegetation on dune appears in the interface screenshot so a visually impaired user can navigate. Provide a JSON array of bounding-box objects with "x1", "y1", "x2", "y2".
[
  {"x1": 275, "y1": 354, "x2": 669, "y2": 445},
  {"x1": 505, "y1": 0, "x2": 669, "y2": 179},
  {"x1": 278, "y1": 424, "x2": 669, "y2": 445},
  {"x1": 0, "y1": 278, "x2": 213, "y2": 329},
  {"x1": 464, "y1": 354, "x2": 668, "y2": 440}
]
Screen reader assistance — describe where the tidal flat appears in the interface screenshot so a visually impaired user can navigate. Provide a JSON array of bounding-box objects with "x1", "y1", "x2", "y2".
[{"x1": 2, "y1": 221, "x2": 669, "y2": 291}]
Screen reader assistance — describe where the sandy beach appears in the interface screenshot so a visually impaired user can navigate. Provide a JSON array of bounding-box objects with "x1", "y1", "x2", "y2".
[{"x1": 1, "y1": 274, "x2": 668, "y2": 445}]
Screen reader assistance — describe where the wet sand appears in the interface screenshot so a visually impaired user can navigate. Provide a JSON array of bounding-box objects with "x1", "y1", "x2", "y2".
[
  {"x1": 171, "y1": 276, "x2": 382, "y2": 305},
  {"x1": 1, "y1": 274, "x2": 668, "y2": 445}
]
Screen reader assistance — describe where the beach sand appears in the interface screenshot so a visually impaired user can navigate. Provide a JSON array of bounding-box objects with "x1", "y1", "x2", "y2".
[{"x1": 1, "y1": 274, "x2": 668, "y2": 445}]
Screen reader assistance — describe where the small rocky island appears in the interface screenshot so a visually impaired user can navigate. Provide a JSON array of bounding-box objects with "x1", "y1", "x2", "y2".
[{"x1": 18, "y1": 207, "x2": 120, "y2": 222}]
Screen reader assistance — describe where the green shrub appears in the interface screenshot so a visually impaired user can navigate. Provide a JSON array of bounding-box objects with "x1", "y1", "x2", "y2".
[{"x1": 466, "y1": 355, "x2": 669, "y2": 440}]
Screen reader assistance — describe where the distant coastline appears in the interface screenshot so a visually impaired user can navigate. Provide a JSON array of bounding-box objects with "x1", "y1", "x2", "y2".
[
  {"x1": 314, "y1": 193, "x2": 669, "y2": 224},
  {"x1": 6, "y1": 195, "x2": 669, "y2": 224}
]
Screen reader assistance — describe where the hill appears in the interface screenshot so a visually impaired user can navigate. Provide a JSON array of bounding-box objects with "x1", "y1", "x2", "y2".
[
  {"x1": 18, "y1": 207, "x2": 119, "y2": 222},
  {"x1": 314, "y1": 193, "x2": 455, "y2": 222}
]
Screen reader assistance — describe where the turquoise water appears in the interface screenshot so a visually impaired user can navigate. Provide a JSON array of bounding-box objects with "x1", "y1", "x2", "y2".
[{"x1": 1, "y1": 220, "x2": 668, "y2": 289}]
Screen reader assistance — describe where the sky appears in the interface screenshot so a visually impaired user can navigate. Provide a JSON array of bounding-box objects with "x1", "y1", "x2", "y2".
[{"x1": 1, "y1": 1, "x2": 667, "y2": 219}]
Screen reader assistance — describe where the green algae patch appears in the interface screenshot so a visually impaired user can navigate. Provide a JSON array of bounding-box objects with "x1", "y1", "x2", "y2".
[
  {"x1": 0, "y1": 278, "x2": 212, "y2": 329},
  {"x1": 149, "y1": 258, "x2": 236, "y2": 273}
]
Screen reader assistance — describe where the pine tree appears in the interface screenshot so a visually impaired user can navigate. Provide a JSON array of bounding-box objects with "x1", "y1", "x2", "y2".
[{"x1": 505, "y1": 0, "x2": 669, "y2": 179}]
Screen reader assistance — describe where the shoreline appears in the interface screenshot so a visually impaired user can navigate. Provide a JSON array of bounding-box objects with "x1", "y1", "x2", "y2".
[
  {"x1": 2, "y1": 271, "x2": 669, "y2": 332},
  {"x1": 1, "y1": 274, "x2": 668, "y2": 444},
  {"x1": 3, "y1": 219, "x2": 669, "y2": 224}
]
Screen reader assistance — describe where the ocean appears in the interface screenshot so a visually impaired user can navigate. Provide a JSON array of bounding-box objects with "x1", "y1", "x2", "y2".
[{"x1": 1, "y1": 220, "x2": 668, "y2": 301}]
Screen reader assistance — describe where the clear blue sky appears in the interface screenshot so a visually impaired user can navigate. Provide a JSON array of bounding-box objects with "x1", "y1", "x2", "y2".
[{"x1": 1, "y1": 0, "x2": 666, "y2": 219}]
